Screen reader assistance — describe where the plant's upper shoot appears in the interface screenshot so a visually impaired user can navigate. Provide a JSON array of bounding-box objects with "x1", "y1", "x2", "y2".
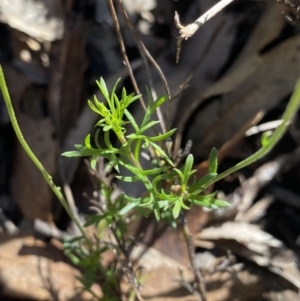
[{"x1": 63, "y1": 78, "x2": 230, "y2": 221}]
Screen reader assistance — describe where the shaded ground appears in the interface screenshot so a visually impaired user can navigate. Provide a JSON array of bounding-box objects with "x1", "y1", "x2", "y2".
[{"x1": 1, "y1": 0, "x2": 300, "y2": 300}]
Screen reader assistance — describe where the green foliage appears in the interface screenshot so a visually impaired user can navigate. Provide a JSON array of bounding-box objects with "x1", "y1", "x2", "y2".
[
  {"x1": 63, "y1": 235, "x2": 121, "y2": 300},
  {"x1": 63, "y1": 78, "x2": 230, "y2": 221},
  {"x1": 3, "y1": 62, "x2": 300, "y2": 300}
]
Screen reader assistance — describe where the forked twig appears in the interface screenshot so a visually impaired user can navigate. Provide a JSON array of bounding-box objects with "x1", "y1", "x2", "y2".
[{"x1": 175, "y1": 0, "x2": 235, "y2": 62}]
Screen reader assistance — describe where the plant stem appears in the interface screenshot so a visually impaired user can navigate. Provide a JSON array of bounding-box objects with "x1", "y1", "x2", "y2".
[
  {"x1": 179, "y1": 214, "x2": 206, "y2": 301},
  {"x1": 117, "y1": 132, "x2": 142, "y2": 169},
  {"x1": 107, "y1": 0, "x2": 147, "y2": 112},
  {"x1": 0, "y1": 65, "x2": 90, "y2": 245},
  {"x1": 203, "y1": 77, "x2": 300, "y2": 189}
]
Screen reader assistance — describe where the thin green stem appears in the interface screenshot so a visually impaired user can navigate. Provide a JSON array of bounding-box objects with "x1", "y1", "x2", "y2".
[
  {"x1": 203, "y1": 77, "x2": 300, "y2": 189},
  {"x1": 116, "y1": 133, "x2": 157, "y2": 202},
  {"x1": 0, "y1": 65, "x2": 90, "y2": 245},
  {"x1": 134, "y1": 140, "x2": 142, "y2": 163},
  {"x1": 117, "y1": 132, "x2": 142, "y2": 169}
]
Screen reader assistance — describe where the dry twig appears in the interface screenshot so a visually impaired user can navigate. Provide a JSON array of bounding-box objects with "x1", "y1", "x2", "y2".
[
  {"x1": 174, "y1": 0, "x2": 235, "y2": 62},
  {"x1": 108, "y1": 0, "x2": 147, "y2": 111},
  {"x1": 179, "y1": 214, "x2": 206, "y2": 301},
  {"x1": 116, "y1": 0, "x2": 169, "y2": 133}
]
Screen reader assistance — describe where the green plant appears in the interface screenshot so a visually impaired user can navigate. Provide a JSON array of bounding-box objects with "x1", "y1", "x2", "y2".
[
  {"x1": 62, "y1": 76, "x2": 300, "y2": 299},
  {"x1": 63, "y1": 78, "x2": 230, "y2": 221},
  {"x1": 2, "y1": 64, "x2": 300, "y2": 300}
]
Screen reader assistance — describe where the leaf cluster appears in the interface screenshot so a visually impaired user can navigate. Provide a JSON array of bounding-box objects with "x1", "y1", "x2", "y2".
[
  {"x1": 63, "y1": 78, "x2": 230, "y2": 221},
  {"x1": 64, "y1": 236, "x2": 120, "y2": 300}
]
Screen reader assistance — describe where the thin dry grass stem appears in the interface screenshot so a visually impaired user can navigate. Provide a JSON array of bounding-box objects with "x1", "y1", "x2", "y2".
[
  {"x1": 172, "y1": 73, "x2": 193, "y2": 101},
  {"x1": 62, "y1": 180, "x2": 81, "y2": 222},
  {"x1": 180, "y1": 214, "x2": 207, "y2": 301},
  {"x1": 176, "y1": 269, "x2": 202, "y2": 299},
  {"x1": 117, "y1": 0, "x2": 154, "y2": 97},
  {"x1": 168, "y1": 73, "x2": 193, "y2": 135},
  {"x1": 122, "y1": 266, "x2": 145, "y2": 301},
  {"x1": 116, "y1": 0, "x2": 170, "y2": 132},
  {"x1": 174, "y1": 0, "x2": 235, "y2": 62},
  {"x1": 112, "y1": 227, "x2": 145, "y2": 301},
  {"x1": 107, "y1": 0, "x2": 147, "y2": 111}
]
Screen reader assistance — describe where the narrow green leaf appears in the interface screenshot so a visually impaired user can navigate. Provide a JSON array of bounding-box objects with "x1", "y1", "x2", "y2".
[
  {"x1": 119, "y1": 202, "x2": 139, "y2": 215},
  {"x1": 141, "y1": 108, "x2": 151, "y2": 128},
  {"x1": 88, "y1": 100, "x2": 101, "y2": 115},
  {"x1": 261, "y1": 130, "x2": 272, "y2": 147},
  {"x1": 123, "y1": 194, "x2": 143, "y2": 203},
  {"x1": 158, "y1": 200, "x2": 169, "y2": 209},
  {"x1": 90, "y1": 156, "x2": 97, "y2": 170},
  {"x1": 190, "y1": 193, "x2": 215, "y2": 202},
  {"x1": 149, "y1": 142, "x2": 174, "y2": 166},
  {"x1": 126, "y1": 133, "x2": 140, "y2": 140},
  {"x1": 64, "y1": 250, "x2": 80, "y2": 265},
  {"x1": 84, "y1": 215, "x2": 104, "y2": 227},
  {"x1": 154, "y1": 208, "x2": 160, "y2": 221},
  {"x1": 180, "y1": 200, "x2": 190, "y2": 210},
  {"x1": 139, "y1": 199, "x2": 154, "y2": 208},
  {"x1": 84, "y1": 134, "x2": 92, "y2": 149},
  {"x1": 149, "y1": 95, "x2": 167, "y2": 115},
  {"x1": 63, "y1": 236, "x2": 83, "y2": 245},
  {"x1": 134, "y1": 139, "x2": 141, "y2": 162},
  {"x1": 189, "y1": 173, "x2": 217, "y2": 194},
  {"x1": 190, "y1": 193, "x2": 230, "y2": 209},
  {"x1": 209, "y1": 147, "x2": 218, "y2": 174},
  {"x1": 173, "y1": 168, "x2": 184, "y2": 184},
  {"x1": 125, "y1": 93, "x2": 142, "y2": 107},
  {"x1": 147, "y1": 128, "x2": 177, "y2": 142},
  {"x1": 160, "y1": 188, "x2": 178, "y2": 202},
  {"x1": 211, "y1": 199, "x2": 231, "y2": 207},
  {"x1": 124, "y1": 109, "x2": 139, "y2": 132},
  {"x1": 96, "y1": 77, "x2": 110, "y2": 102},
  {"x1": 118, "y1": 160, "x2": 143, "y2": 177},
  {"x1": 183, "y1": 154, "x2": 194, "y2": 184},
  {"x1": 95, "y1": 119, "x2": 105, "y2": 127},
  {"x1": 190, "y1": 195, "x2": 211, "y2": 207},
  {"x1": 111, "y1": 93, "x2": 118, "y2": 114},
  {"x1": 62, "y1": 150, "x2": 83, "y2": 157},
  {"x1": 94, "y1": 127, "x2": 102, "y2": 149},
  {"x1": 152, "y1": 174, "x2": 170, "y2": 199},
  {"x1": 93, "y1": 95, "x2": 109, "y2": 115},
  {"x1": 141, "y1": 166, "x2": 170, "y2": 175},
  {"x1": 122, "y1": 87, "x2": 127, "y2": 102},
  {"x1": 172, "y1": 201, "x2": 181, "y2": 219},
  {"x1": 138, "y1": 120, "x2": 161, "y2": 134},
  {"x1": 111, "y1": 78, "x2": 121, "y2": 102},
  {"x1": 115, "y1": 175, "x2": 139, "y2": 182},
  {"x1": 104, "y1": 131, "x2": 112, "y2": 149},
  {"x1": 62, "y1": 146, "x2": 104, "y2": 158},
  {"x1": 74, "y1": 144, "x2": 85, "y2": 150},
  {"x1": 142, "y1": 139, "x2": 150, "y2": 148},
  {"x1": 110, "y1": 153, "x2": 120, "y2": 173},
  {"x1": 141, "y1": 87, "x2": 153, "y2": 127},
  {"x1": 103, "y1": 125, "x2": 113, "y2": 132}
]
